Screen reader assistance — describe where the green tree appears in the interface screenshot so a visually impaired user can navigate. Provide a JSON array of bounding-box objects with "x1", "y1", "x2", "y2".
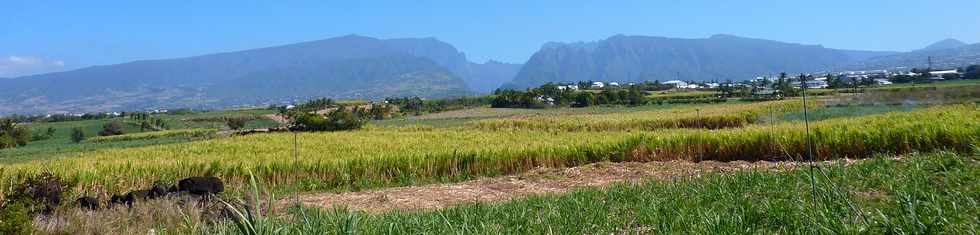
[
  {"x1": 0, "y1": 119, "x2": 31, "y2": 149},
  {"x1": 98, "y1": 121, "x2": 124, "y2": 136},
  {"x1": 70, "y1": 128, "x2": 86, "y2": 143},
  {"x1": 964, "y1": 65, "x2": 979, "y2": 79},
  {"x1": 224, "y1": 117, "x2": 249, "y2": 130}
]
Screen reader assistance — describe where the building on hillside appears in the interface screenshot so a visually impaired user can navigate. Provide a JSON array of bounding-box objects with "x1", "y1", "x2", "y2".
[
  {"x1": 874, "y1": 79, "x2": 893, "y2": 85},
  {"x1": 591, "y1": 81, "x2": 605, "y2": 89},
  {"x1": 608, "y1": 82, "x2": 620, "y2": 87}
]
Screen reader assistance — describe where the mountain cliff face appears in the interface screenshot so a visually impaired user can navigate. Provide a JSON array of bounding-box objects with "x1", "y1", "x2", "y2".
[
  {"x1": 504, "y1": 34, "x2": 893, "y2": 89},
  {"x1": 0, "y1": 35, "x2": 478, "y2": 114}
]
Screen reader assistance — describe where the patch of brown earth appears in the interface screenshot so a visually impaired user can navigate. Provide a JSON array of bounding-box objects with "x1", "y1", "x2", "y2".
[
  {"x1": 289, "y1": 160, "x2": 796, "y2": 213},
  {"x1": 262, "y1": 114, "x2": 288, "y2": 124}
]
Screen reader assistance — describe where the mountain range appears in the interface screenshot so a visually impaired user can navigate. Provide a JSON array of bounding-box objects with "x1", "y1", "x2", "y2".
[
  {"x1": 504, "y1": 35, "x2": 978, "y2": 89},
  {"x1": 0, "y1": 35, "x2": 519, "y2": 114},
  {"x1": 1, "y1": 34, "x2": 977, "y2": 115}
]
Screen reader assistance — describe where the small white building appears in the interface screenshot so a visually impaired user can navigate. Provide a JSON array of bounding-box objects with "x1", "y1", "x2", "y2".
[
  {"x1": 791, "y1": 80, "x2": 829, "y2": 89},
  {"x1": 682, "y1": 84, "x2": 700, "y2": 89},
  {"x1": 608, "y1": 82, "x2": 620, "y2": 87},
  {"x1": 557, "y1": 85, "x2": 579, "y2": 91},
  {"x1": 663, "y1": 80, "x2": 688, "y2": 88},
  {"x1": 591, "y1": 81, "x2": 605, "y2": 89},
  {"x1": 874, "y1": 79, "x2": 893, "y2": 85},
  {"x1": 928, "y1": 70, "x2": 959, "y2": 80}
]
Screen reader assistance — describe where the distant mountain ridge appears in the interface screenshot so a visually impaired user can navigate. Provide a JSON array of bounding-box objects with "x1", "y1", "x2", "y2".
[
  {"x1": 846, "y1": 41, "x2": 980, "y2": 70},
  {"x1": 504, "y1": 35, "x2": 980, "y2": 89},
  {"x1": 917, "y1": 39, "x2": 967, "y2": 52},
  {"x1": 0, "y1": 35, "x2": 519, "y2": 115},
  {"x1": 503, "y1": 34, "x2": 897, "y2": 89}
]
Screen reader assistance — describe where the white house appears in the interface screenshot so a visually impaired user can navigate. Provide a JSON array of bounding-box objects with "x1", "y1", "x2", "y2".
[
  {"x1": 663, "y1": 80, "x2": 688, "y2": 88},
  {"x1": 874, "y1": 79, "x2": 893, "y2": 85},
  {"x1": 791, "y1": 80, "x2": 829, "y2": 89},
  {"x1": 608, "y1": 82, "x2": 620, "y2": 87},
  {"x1": 557, "y1": 85, "x2": 579, "y2": 91},
  {"x1": 591, "y1": 81, "x2": 605, "y2": 89},
  {"x1": 929, "y1": 70, "x2": 959, "y2": 80}
]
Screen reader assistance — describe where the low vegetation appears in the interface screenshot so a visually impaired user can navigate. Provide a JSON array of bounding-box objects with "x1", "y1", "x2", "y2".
[
  {"x1": 1, "y1": 103, "x2": 974, "y2": 200},
  {"x1": 82, "y1": 128, "x2": 217, "y2": 144},
  {"x1": 472, "y1": 99, "x2": 804, "y2": 131},
  {"x1": 227, "y1": 152, "x2": 978, "y2": 234}
]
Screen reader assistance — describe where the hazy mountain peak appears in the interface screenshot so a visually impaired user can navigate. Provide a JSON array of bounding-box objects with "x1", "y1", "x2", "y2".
[
  {"x1": 708, "y1": 34, "x2": 740, "y2": 39},
  {"x1": 918, "y1": 38, "x2": 967, "y2": 51}
]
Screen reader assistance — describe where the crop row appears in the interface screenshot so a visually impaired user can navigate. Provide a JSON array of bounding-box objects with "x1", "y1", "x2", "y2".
[
  {"x1": 469, "y1": 100, "x2": 807, "y2": 131},
  {"x1": 1, "y1": 104, "x2": 975, "y2": 200},
  {"x1": 83, "y1": 128, "x2": 217, "y2": 143}
]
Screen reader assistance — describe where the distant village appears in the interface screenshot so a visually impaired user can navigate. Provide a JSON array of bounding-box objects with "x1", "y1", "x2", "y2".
[{"x1": 552, "y1": 67, "x2": 969, "y2": 91}]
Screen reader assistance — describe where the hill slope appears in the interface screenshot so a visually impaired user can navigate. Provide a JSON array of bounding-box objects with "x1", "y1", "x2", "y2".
[
  {"x1": 847, "y1": 41, "x2": 980, "y2": 70},
  {"x1": 917, "y1": 39, "x2": 968, "y2": 52},
  {"x1": 0, "y1": 35, "x2": 477, "y2": 114},
  {"x1": 504, "y1": 34, "x2": 894, "y2": 89}
]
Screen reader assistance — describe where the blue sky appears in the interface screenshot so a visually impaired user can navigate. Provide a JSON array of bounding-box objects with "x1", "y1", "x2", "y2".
[{"x1": 2, "y1": 0, "x2": 978, "y2": 77}]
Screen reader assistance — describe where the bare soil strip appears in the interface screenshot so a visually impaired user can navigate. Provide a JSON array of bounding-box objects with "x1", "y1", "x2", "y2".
[{"x1": 289, "y1": 160, "x2": 798, "y2": 213}]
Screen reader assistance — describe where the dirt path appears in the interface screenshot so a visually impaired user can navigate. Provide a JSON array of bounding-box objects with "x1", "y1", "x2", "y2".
[{"x1": 288, "y1": 160, "x2": 796, "y2": 213}]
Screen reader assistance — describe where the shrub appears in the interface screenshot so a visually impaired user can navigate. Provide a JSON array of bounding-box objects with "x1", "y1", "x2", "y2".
[
  {"x1": 0, "y1": 119, "x2": 31, "y2": 149},
  {"x1": 290, "y1": 107, "x2": 367, "y2": 132},
  {"x1": 83, "y1": 128, "x2": 216, "y2": 143},
  {"x1": 5, "y1": 172, "x2": 68, "y2": 212},
  {"x1": 98, "y1": 121, "x2": 125, "y2": 136},
  {"x1": 0, "y1": 201, "x2": 33, "y2": 235},
  {"x1": 30, "y1": 127, "x2": 56, "y2": 141},
  {"x1": 225, "y1": 117, "x2": 251, "y2": 130},
  {"x1": 70, "y1": 127, "x2": 86, "y2": 143}
]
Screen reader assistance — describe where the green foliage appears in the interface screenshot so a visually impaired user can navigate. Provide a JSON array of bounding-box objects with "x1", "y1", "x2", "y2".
[
  {"x1": 386, "y1": 96, "x2": 493, "y2": 115},
  {"x1": 492, "y1": 83, "x2": 647, "y2": 108},
  {"x1": 963, "y1": 64, "x2": 979, "y2": 80},
  {"x1": 0, "y1": 201, "x2": 33, "y2": 235},
  {"x1": 0, "y1": 119, "x2": 31, "y2": 149},
  {"x1": 98, "y1": 121, "x2": 125, "y2": 136},
  {"x1": 30, "y1": 127, "x2": 56, "y2": 141},
  {"x1": 83, "y1": 128, "x2": 216, "y2": 143},
  {"x1": 70, "y1": 127, "x2": 86, "y2": 143},
  {"x1": 224, "y1": 117, "x2": 251, "y2": 130},
  {"x1": 246, "y1": 152, "x2": 977, "y2": 234},
  {"x1": 290, "y1": 107, "x2": 367, "y2": 132}
]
